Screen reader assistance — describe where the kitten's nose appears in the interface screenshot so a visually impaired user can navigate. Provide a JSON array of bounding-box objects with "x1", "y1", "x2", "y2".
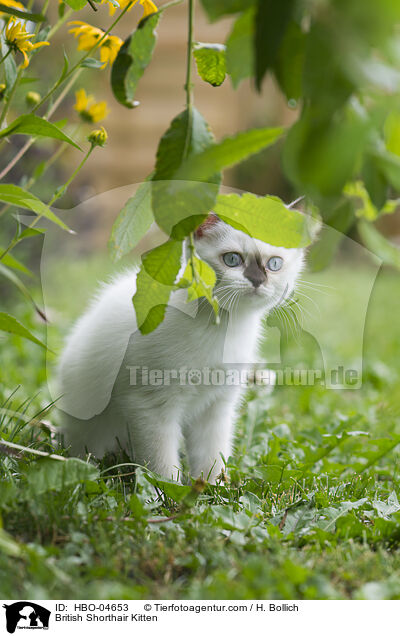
[{"x1": 244, "y1": 259, "x2": 267, "y2": 288}]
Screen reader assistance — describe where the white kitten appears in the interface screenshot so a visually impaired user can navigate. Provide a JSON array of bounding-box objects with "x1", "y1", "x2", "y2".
[{"x1": 57, "y1": 216, "x2": 304, "y2": 482}]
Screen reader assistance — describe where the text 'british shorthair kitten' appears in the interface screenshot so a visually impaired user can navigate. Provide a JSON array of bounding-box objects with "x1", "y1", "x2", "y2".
[{"x1": 58, "y1": 213, "x2": 305, "y2": 482}]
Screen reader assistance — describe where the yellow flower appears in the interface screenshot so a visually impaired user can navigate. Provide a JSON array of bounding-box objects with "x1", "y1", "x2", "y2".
[
  {"x1": 88, "y1": 126, "x2": 108, "y2": 147},
  {"x1": 0, "y1": 0, "x2": 25, "y2": 18},
  {"x1": 74, "y1": 88, "x2": 109, "y2": 123},
  {"x1": 5, "y1": 18, "x2": 50, "y2": 69},
  {"x1": 101, "y1": 0, "x2": 157, "y2": 19},
  {"x1": 68, "y1": 21, "x2": 123, "y2": 68}
]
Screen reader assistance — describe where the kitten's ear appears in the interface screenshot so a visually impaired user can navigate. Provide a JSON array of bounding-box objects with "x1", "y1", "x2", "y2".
[{"x1": 194, "y1": 213, "x2": 220, "y2": 238}]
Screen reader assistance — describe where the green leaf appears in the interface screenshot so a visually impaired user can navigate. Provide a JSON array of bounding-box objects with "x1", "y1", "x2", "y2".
[
  {"x1": 176, "y1": 126, "x2": 284, "y2": 182},
  {"x1": 371, "y1": 148, "x2": 400, "y2": 191},
  {"x1": 81, "y1": 57, "x2": 105, "y2": 69},
  {"x1": 0, "y1": 263, "x2": 47, "y2": 320},
  {"x1": 0, "y1": 115, "x2": 81, "y2": 150},
  {"x1": 0, "y1": 251, "x2": 33, "y2": 277},
  {"x1": 358, "y1": 219, "x2": 400, "y2": 269},
  {"x1": 274, "y1": 21, "x2": 305, "y2": 102},
  {"x1": 0, "y1": 184, "x2": 72, "y2": 232},
  {"x1": 213, "y1": 193, "x2": 313, "y2": 247},
  {"x1": 109, "y1": 182, "x2": 153, "y2": 261},
  {"x1": 152, "y1": 107, "x2": 221, "y2": 238},
  {"x1": 0, "y1": 4, "x2": 45, "y2": 21},
  {"x1": 0, "y1": 312, "x2": 47, "y2": 349},
  {"x1": 81, "y1": 57, "x2": 103, "y2": 68},
  {"x1": 111, "y1": 12, "x2": 160, "y2": 108},
  {"x1": 226, "y1": 8, "x2": 254, "y2": 88},
  {"x1": 144, "y1": 472, "x2": 192, "y2": 502},
  {"x1": 385, "y1": 111, "x2": 400, "y2": 157},
  {"x1": 193, "y1": 43, "x2": 226, "y2": 87},
  {"x1": 283, "y1": 109, "x2": 369, "y2": 197},
  {"x1": 132, "y1": 264, "x2": 173, "y2": 334},
  {"x1": 255, "y1": 0, "x2": 297, "y2": 90},
  {"x1": 142, "y1": 240, "x2": 183, "y2": 285},
  {"x1": 200, "y1": 0, "x2": 255, "y2": 22},
  {"x1": 64, "y1": 0, "x2": 87, "y2": 9},
  {"x1": 24, "y1": 458, "x2": 100, "y2": 496},
  {"x1": 178, "y1": 256, "x2": 218, "y2": 314}
]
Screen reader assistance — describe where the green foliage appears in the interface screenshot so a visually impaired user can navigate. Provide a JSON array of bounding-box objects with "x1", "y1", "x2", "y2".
[
  {"x1": 0, "y1": 185, "x2": 71, "y2": 231},
  {"x1": 24, "y1": 458, "x2": 100, "y2": 497},
  {"x1": 0, "y1": 312, "x2": 47, "y2": 349},
  {"x1": 111, "y1": 12, "x2": 160, "y2": 108},
  {"x1": 193, "y1": 43, "x2": 226, "y2": 87},
  {"x1": 176, "y1": 126, "x2": 284, "y2": 181},
  {"x1": 0, "y1": 115, "x2": 81, "y2": 150},
  {"x1": 254, "y1": 0, "x2": 297, "y2": 90},
  {"x1": 214, "y1": 193, "x2": 314, "y2": 247},
  {"x1": 152, "y1": 107, "x2": 220, "y2": 238},
  {"x1": 225, "y1": 8, "x2": 254, "y2": 88},
  {"x1": 132, "y1": 265, "x2": 173, "y2": 335},
  {"x1": 109, "y1": 182, "x2": 153, "y2": 261},
  {"x1": 142, "y1": 239, "x2": 183, "y2": 285},
  {"x1": 200, "y1": 0, "x2": 255, "y2": 22}
]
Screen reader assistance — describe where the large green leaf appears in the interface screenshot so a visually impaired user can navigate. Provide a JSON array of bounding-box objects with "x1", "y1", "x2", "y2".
[
  {"x1": 0, "y1": 312, "x2": 47, "y2": 349},
  {"x1": 152, "y1": 107, "x2": 221, "y2": 238},
  {"x1": 358, "y1": 219, "x2": 400, "y2": 269},
  {"x1": 109, "y1": 182, "x2": 153, "y2": 261},
  {"x1": 64, "y1": 0, "x2": 87, "y2": 9},
  {"x1": 0, "y1": 185, "x2": 72, "y2": 232},
  {"x1": 255, "y1": 0, "x2": 297, "y2": 90},
  {"x1": 225, "y1": 8, "x2": 254, "y2": 88},
  {"x1": 193, "y1": 43, "x2": 226, "y2": 87},
  {"x1": 200, "y1": 0, "x2": 255, "y2": 22},
  {"x1": 176, "y1": 126, "x2": 284, "y2": 181},
  {"x1": 274, "y1": 21, "x2": 305, "y2": 102},
  {"x1": 111, "y1": 12, "x2": 160, "y2": 108},
  {"x1": 142, "y1": 240, "x2": 183, "y2": 285},
  {"x1": 213, "y1": 193, "x2": 313, "y2": 247},
  {"x1": 25, "y1": 457, "x2": 100, "y2": 496},
  {"x1": 132, "y1": 265, "x2": 173, "y2": 334},
  {"x1": 0, "y1": 115, "x2": 81, "y2": 150}
]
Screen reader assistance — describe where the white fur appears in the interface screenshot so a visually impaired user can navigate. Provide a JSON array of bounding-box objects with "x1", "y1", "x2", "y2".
[{"x1": 57, "y1": 220, "x2": 304, "y2": 482}]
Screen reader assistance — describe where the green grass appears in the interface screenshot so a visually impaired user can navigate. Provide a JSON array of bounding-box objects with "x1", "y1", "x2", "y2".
[{"x1": 1, "y1": 259, "x2": 400, "y2": 600}]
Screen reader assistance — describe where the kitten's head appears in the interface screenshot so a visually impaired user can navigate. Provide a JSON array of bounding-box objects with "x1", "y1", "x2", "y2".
[{"x1": 194, "y1": 214, "x2": 305, "y2": 314}]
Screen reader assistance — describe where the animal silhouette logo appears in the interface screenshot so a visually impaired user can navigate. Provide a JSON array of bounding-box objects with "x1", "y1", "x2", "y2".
[{"x1": 3, "y1": 602, "x2": 50, "y2": 634}]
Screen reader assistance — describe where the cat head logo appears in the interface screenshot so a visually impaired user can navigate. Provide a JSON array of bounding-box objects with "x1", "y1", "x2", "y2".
[{"x1": 3, "y1": 603, "x2": 50, "y2": 634}]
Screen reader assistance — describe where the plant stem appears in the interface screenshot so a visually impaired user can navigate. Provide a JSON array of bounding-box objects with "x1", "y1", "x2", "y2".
[
  {"x1": 182, "y1": 0, "x2": 194, "y2": 163},
  {"x1": 0, "y1": 48, "x2": 11, "y2": 66},
  {"x1": 184, "y1": 0, "x2": 194, "y2": 110},
  {"x1": 47, "y1": 144, "x2": 94, "y2": 208}
]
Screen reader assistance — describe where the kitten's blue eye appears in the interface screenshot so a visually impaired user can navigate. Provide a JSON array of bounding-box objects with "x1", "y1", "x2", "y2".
[
  {"x1": 267, "y1": 256, "x2": 283, "y2": 271},
  {"x1": 223, "y1": 252, "x2": 243, "y2": 267}
]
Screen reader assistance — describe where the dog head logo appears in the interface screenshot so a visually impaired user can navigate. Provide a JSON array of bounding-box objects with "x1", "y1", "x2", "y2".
[{"x1": 3, "y1": 603, "x2": 50, "y2": 634}]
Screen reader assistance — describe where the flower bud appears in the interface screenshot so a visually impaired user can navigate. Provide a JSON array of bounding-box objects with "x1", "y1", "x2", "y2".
[
  {"x1": 26, "y1": 91, "x2": 41, "y2": 106},
  {"x1": 87, "y1": 126, "x2": 108, "y2": 147}
]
